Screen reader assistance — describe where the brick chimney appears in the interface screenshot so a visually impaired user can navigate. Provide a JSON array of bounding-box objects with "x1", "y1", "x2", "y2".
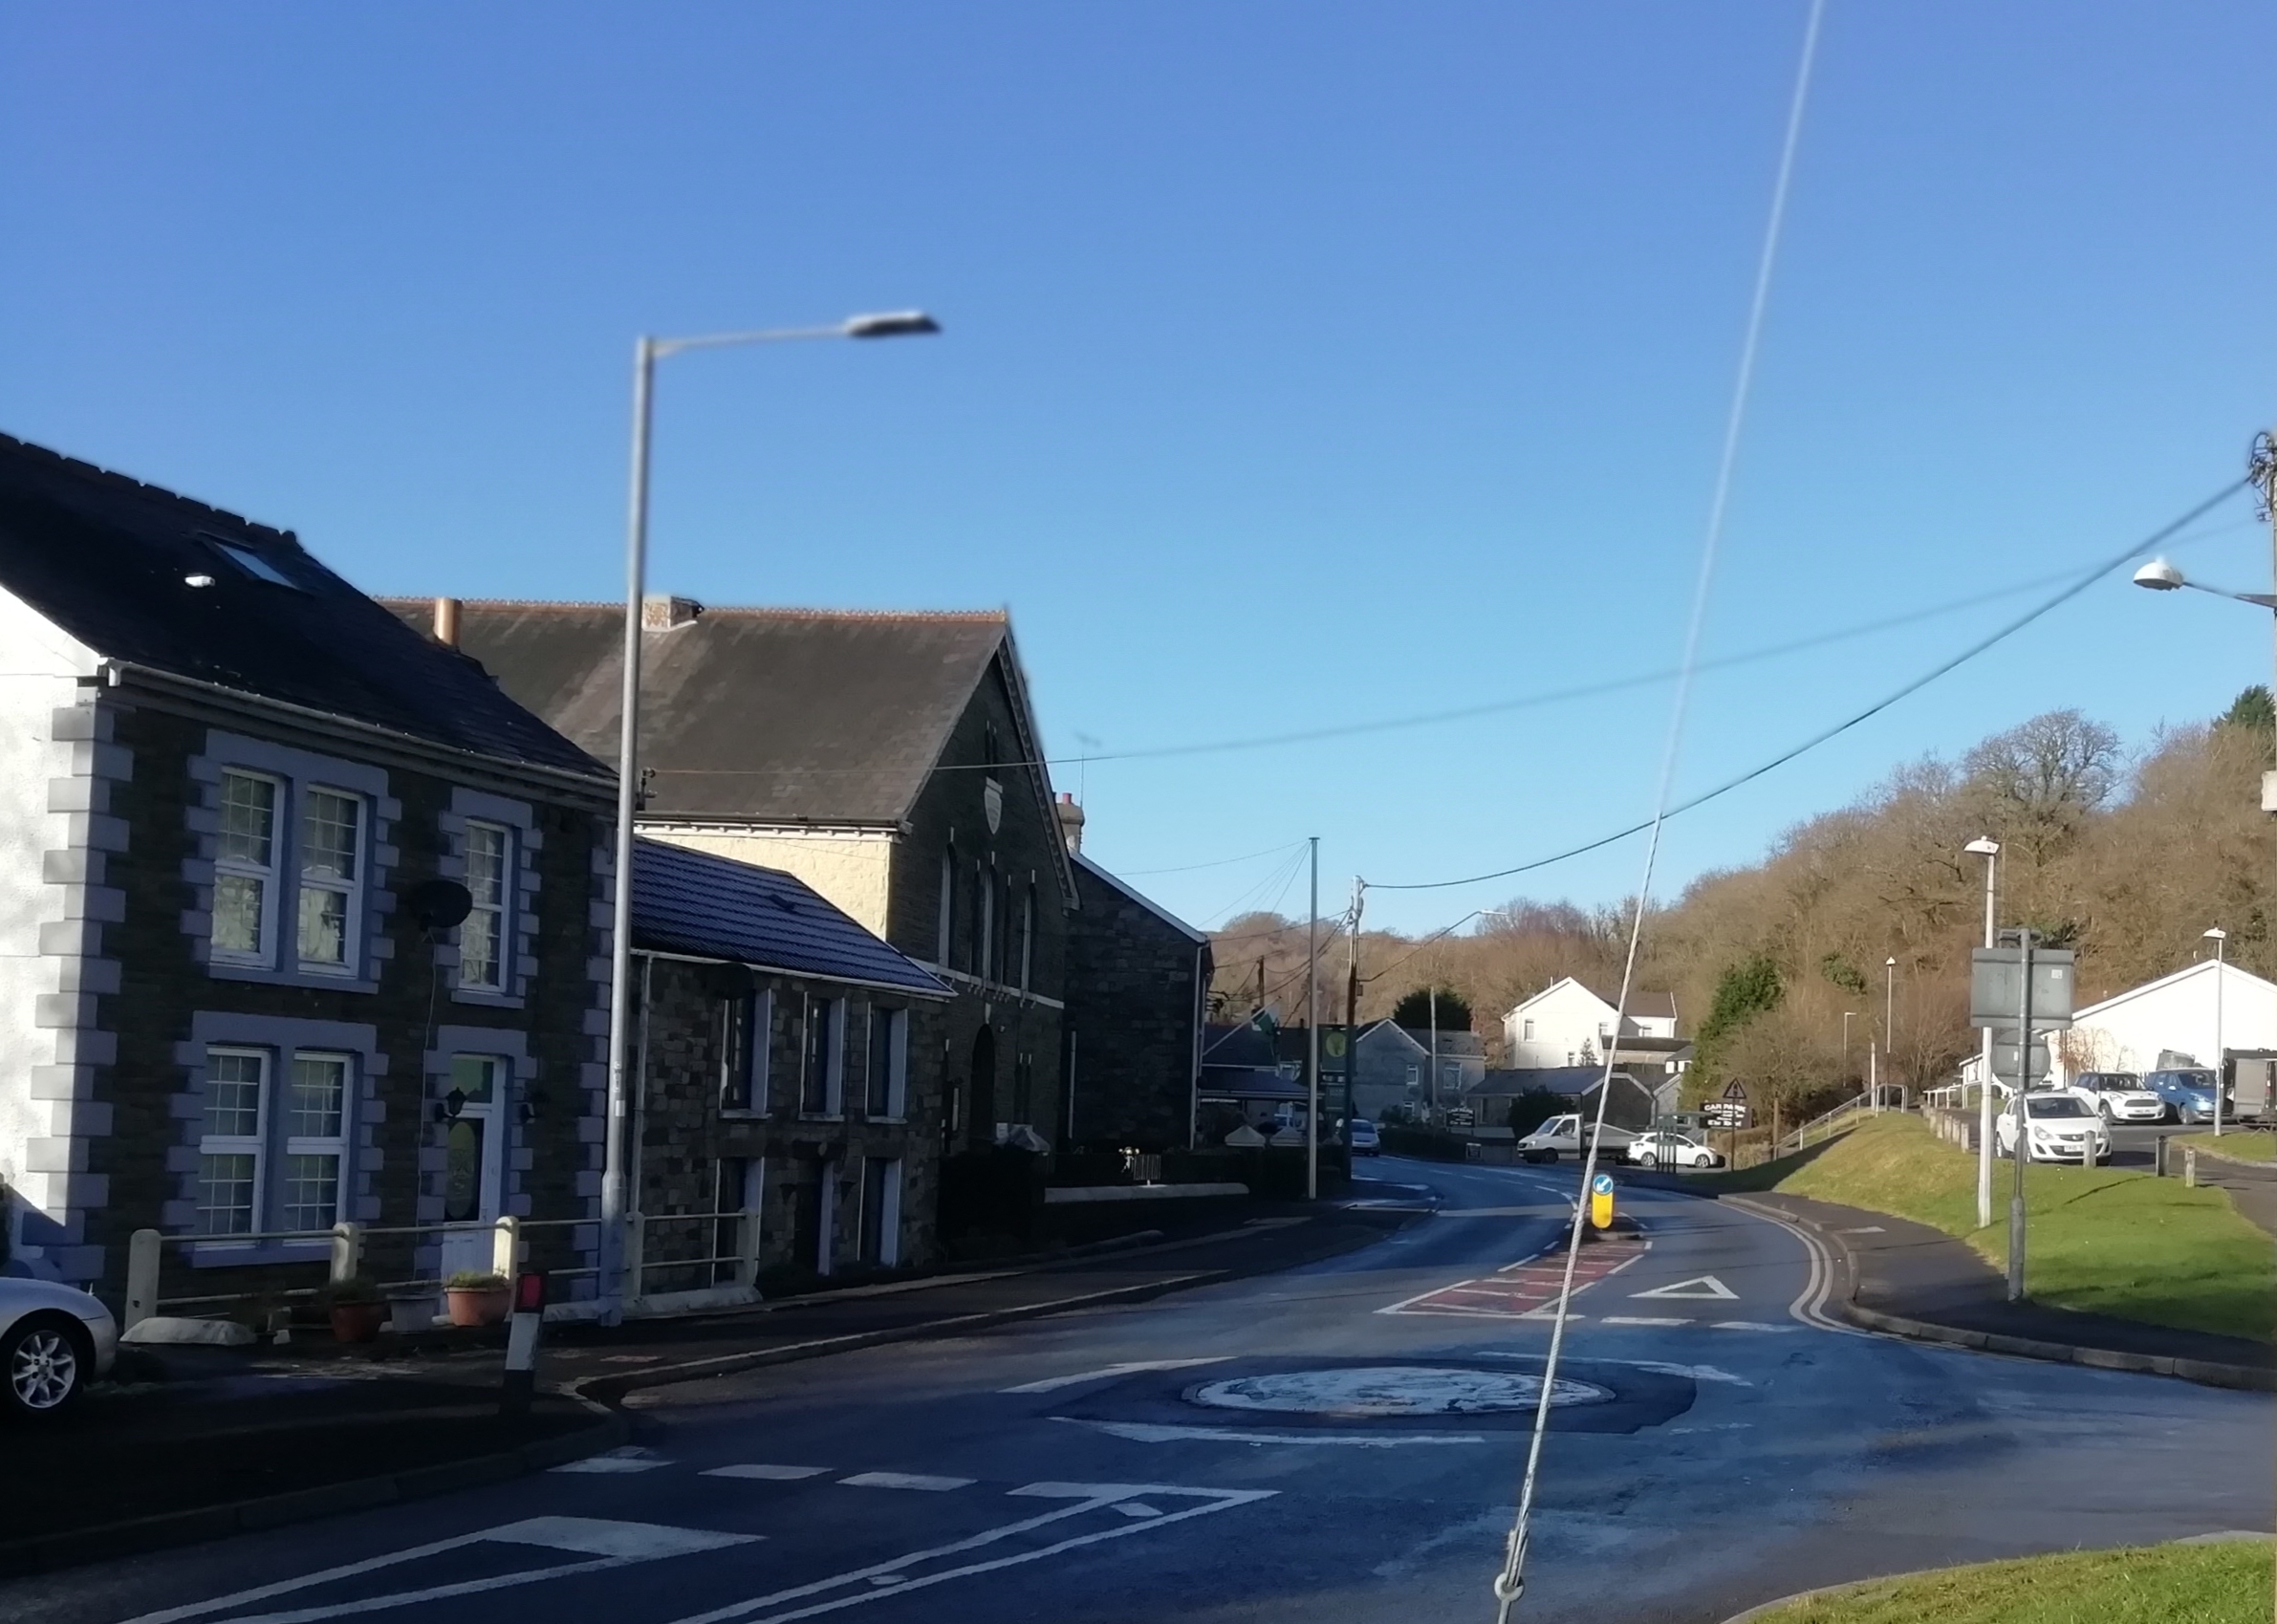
[
  {"x1": 1055, "y1": 791, "x2": 1085, "y2": 856},
  {"x1": 642, "y1": 595, "x2": 704, "y2": 630}
]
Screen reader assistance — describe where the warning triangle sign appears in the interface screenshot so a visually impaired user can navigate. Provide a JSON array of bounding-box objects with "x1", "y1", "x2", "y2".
[{"x1": 1631, "y1": 1275, "x2": 1738, "y2": 1301}]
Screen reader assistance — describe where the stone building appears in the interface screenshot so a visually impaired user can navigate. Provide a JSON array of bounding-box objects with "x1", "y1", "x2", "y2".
[
  {"x1": 380, "y1": 598, "x2": 1079, "y2": 1163},
  {"x1": 0, "y1": 435, "x2": 615, "y2": 1305},
  {"x1": 627, "y1": 838, "x2": 951, "y2": 1282},
  {"x1": 1350, "y1": 1021, "x2": 1487, "y2": 1122},
  {"x1": 1054, "y1": 796, "x2": 1210, "y2": 1151}
]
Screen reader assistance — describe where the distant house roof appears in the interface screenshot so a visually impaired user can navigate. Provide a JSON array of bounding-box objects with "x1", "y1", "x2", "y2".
[
  {"x1": 2071, "y1": 957, "x2": 2277, "y2": 1023},
  {"x1": 381, "y1": 597, "x2": 1019, "y2": 827},
  {"x1": 1466, "y1": 1066, "x2": 1641, "y2": 1100},
  {"x1": 633, "y1": 838, "x2": 950, "y2": 998},
  {"x1": 1073, "y1": 852, "x2": 1206, "y2": 944},
  {"x1": 1203, "y1": 1022, "x2": 1278, "y2": 1067},
  {"x1": 0, "y1": 435, "x2": 602, "y2": 781},
  {"x1": 1505, "y1": 977, "x2": 1678, "y2": 1029}
]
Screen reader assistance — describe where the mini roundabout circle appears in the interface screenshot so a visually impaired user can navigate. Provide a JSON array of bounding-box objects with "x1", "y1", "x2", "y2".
[{"x1": 1187, "y1": 1366, "x2": 1610, "y2": 1418}]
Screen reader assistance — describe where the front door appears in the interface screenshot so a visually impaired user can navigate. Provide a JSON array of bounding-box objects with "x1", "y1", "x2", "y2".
[{"x1": 439, "y1": 1054, "x2": 506, "y2": 1279}]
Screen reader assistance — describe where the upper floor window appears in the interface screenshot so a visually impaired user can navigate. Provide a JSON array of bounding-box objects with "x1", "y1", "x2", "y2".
[
  {"x1": 1019, "y1": 885, "x2": 1035, "y2": 992},
  {"x1": 866, "y1": 1006, "x2": 908, "y2": 1118},
  {"x1": 802, "y1": 996, "x2": 844, "y2": 1115},
  {"x1": 936, "y1": 846, "x2": 955, "y2": 965},
  {"x1": 213, "y1": 772, "x2": 279, "y2": 963},
  {"x1": 975, "y1": 862, "x2": 994, "y2": 980},
  {"x1": 720, "y1": 990, "x2": 771, "y2": 1112},
  {"x1": 296, "y1": 789, "x2": 363, "y2": 972},
  {"x1": 1522, "y1": 1019, "x2": 1535, "y2": 1041},
  {"x1": 460, "y1": 821, "x2": 511, "y2": 990}
]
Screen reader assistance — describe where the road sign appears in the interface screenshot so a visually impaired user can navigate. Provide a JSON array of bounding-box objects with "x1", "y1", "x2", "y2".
[
  {"x1": 1589, "y1": 1173, "x2": 1614, "y2": 1231},
  {"x1": 1721, "y1": 1080, "x2": 1748, "y2": 1101},
  {"x1": 1703, "y1": 1101, "x2": 1749, "y2": 1130},
  {"x1": 1591, "y1": 1173, "x2": 1615, "y2": 1195},
  {"x1": 1969, "y1": 947, "x2": 2076, "y2": 1026},
  {"x1": 1989, "y1": 1034, "x2": 2051, "y2": 1085}
]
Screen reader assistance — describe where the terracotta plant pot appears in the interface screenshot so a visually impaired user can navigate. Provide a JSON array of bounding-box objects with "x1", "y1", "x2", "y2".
[
  {"x1": 445, "y1": 1286, "x2": 512, "y2": 1328},
  {"x1": 330, "y1": 1301, "x2": 388, "y2": 1344}
]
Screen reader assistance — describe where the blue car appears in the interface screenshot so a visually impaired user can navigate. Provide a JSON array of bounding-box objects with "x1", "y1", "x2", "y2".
[{"x1": 2143, "y1": 1068, "x2": 2222, "y2": 1124}]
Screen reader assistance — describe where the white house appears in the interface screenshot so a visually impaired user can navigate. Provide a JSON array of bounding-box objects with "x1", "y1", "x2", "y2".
[
  {"x1": 2049, "y1": 959, "x2": 2277, "y2": 1083},
  {"x1": 1502, "y1": 978, "x2": 1679, "y2": 1070}
]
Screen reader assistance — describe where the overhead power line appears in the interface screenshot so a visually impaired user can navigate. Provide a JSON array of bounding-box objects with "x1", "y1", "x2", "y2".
[{"x1": 1371, "y1": 477, "x2": 2250, "y2": 896}]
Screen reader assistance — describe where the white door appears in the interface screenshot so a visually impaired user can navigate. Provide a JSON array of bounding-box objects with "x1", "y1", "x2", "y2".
[{"x1": 440, "y1": 1054, "x2": 507, "y2": 1279}]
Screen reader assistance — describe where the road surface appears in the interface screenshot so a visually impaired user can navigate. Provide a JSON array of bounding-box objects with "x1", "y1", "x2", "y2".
[{"x1": 7, "y1": 1156, "x2": 2268, "y2": 1624}]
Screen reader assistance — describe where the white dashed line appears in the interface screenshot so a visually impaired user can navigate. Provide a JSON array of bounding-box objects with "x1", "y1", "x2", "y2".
[
  {"x1": 552, "y1": 1446, "x2": 672, "y2": 1475},
  {"x1": 1600, "y1": 1315, "x2": 1690, "y2": 1326},
  {"x1": 838, "y1": 1472, "x2": 976, "y2": 1492},
  {"x1": 705, "y1": 1464, "x2": 832, "y2": 1481}
]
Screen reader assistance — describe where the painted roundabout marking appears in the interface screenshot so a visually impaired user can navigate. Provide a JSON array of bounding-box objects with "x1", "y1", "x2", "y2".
[{"x1": 1188, "y1": 1366, "x2": 1612, "y2": 1418}]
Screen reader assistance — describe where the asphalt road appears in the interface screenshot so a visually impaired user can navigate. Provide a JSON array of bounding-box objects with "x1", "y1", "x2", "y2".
[{"x1": 8, "y1": 1156, "x2": 2269, "y2": 1624}]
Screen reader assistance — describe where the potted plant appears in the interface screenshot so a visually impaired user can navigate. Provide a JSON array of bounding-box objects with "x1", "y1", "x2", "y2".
[
  {"x1": 445, "y1": 1269, "x2": 512, "y2": 1328},
  {"x1": 323, "y1": 1275, "x2": 388, "y2": 1344}
]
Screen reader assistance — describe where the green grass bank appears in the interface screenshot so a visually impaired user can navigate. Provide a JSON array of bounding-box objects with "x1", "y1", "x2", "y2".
[
  {"x1": 1745, "y1": 1541, "x2": 2272, "y2": 1624},
  {"x1": 1697, "y1": 1114, "x2": 2274, "y2": 1342}
]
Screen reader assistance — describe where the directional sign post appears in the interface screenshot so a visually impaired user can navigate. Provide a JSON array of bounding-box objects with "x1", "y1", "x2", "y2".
[{"x1": 1589, "y1": 1172, "x2": 1615, "y2": 1231}]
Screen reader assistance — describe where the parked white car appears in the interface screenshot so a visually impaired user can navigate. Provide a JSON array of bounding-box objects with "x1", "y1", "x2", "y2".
[
  {"x1": 1993, "y1": 1090, "x2": 2112, "y2": 1165},
  {"x1": 0, "y1": 1276, "x2": 118, "y2": 1419},
  {"x1": 1626, "y1": 1132, "x2": 1724, "y2": 1170},
  {"x1": 2070, "y1": 1072, "x2": 2166, "y2": 1124}
]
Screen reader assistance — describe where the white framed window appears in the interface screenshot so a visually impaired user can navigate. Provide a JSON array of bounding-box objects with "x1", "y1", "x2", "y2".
[
  {"x1": 866, "y1": 1007, "x2": 908, "y2": 1118},
  {"x1": 281, "y1": 1051, "x2": 349, "y2": 1231},
  {"x1": 198, "y1": 1047, "x2": 268, "y2": 1235},
  {"x1": 295, "y1": 787, "x2": 363, "y2": 972},
  {"x1": 1522, "y1": 1019, "x2": 1535, "y2": 1041},
  {"x1": 459, "y1": 820, "x2": 510, "y2": 990},
  {"x1": 721, "y1": 989, "x2": 771, "y2": 1112},
  {"x1": 212, "y1": 771, "x2": 280, "y2": 964}
]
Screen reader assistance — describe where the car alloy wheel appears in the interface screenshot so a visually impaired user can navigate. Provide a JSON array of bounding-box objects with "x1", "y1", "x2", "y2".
[{"x1": 7, "y1": 1321, "x2": 81, "y2": 1415}]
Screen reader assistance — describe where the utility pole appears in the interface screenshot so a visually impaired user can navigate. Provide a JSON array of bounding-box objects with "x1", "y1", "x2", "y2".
[
  {"x1": 1254, "y1": 958, "x2": 1265, "y2": 1015},
  {"x1": 1427, "y1": 985, "x2": 1440, "y2": 1121},
  {"x1": 1306, "y1": 837, "x2": 1320, "y2": 1202},
  {"x1": 2256, "y1": 432, "x2": 2277, "y2": 818},
  {"x1": 1346, "y1": 878, "x2": 1364, "y2": 1129},
  {"x1": 2208, "y1": 926, "x2": 2228, "y2": 1137},
  {"x1": 1966, "y1": 837, "x2": 2000, "y2": 1230}
]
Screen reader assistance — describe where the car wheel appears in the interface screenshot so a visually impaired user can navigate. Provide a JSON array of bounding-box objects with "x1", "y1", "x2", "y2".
[
  {"x1": 1691, "y1": 1151, "x2": 1712, "y2": 1169},
  {"x1": 1637, "y1": 1152, "x2": 1658, "y2": 1168},
  {"x1": 3, "y1": 1314, "x2": 90, "y2": 1421}
]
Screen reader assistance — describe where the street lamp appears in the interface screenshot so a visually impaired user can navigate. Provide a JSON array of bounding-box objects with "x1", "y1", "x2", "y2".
[
  {"x1": 2132, "y1": 556, "x2": 2277, "y2": 609},
  {"x1": 2206, "y1": 926, "x2": 2228, "y2": 1137},
  {"x1": 1882, "y1": 956, "x2": 1898, "y2": 1110},
  {"x1": 1964, "y1": 837, "x2": 2000, "y2": 1229},
  {"x1": 599, "y1": 310, "x2": 940, "y2": 1319}
]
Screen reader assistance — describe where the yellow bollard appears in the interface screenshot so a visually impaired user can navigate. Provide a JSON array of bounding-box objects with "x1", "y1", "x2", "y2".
[{"x1": 1589, "y1": 1172, "x2": 1616, "y2": 1230}]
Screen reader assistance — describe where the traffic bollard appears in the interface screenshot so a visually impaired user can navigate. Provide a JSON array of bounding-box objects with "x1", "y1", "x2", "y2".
[
  {"x1": 501, "y1": 1269, "x2": 547, "y2": 1416},
  {"x1": 2183, "y1": 1146, "x2": 2199, "y2": 1189},
  {"x1": 2155, "y1": 1136, "x2": 2168, "y2": 1178}
]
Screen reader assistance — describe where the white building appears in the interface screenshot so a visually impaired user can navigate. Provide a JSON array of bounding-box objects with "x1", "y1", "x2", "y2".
[
  {"x1": 2049, "y1": 959, "x2": 2277, "y2": 1082},
  {"x1": 1502, "y1": 977, "x2": 1678, "y2": 1070}
]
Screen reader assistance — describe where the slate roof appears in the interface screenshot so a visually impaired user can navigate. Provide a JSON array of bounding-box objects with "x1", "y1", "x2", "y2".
[
  {"x1": 633, "y1": 838, "x2": 949, "y2": 998},
  {"x1": 0, "y1": 435, "x2": 602, "y2": 780},
  {"x1": 380, "y1": 598, "x2": 1016, "y2": 827}
]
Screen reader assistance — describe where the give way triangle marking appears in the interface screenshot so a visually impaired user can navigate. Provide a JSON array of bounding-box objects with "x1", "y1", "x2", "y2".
[{"x1": 1631, "y1": 1274, "x2": 1738, "y2": 1301}]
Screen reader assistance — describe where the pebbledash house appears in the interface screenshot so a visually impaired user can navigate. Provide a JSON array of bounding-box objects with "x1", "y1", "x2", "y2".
[{"x1": 0, "y1": 434, "x2": 618, "y2": 1309}]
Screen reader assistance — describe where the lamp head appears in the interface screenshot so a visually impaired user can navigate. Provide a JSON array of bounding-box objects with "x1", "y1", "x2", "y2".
[
  {"x1": 1963, "y1": 837, "x2": 2000, "y2": 856},
  {"x1": 2204, "y1": 926, "x2": 2228, "y2": 942},
  {"x1": 843, "y1": 311, "x2": 941, "y2": 339},
  {"x1": 2133, "y1": 557, "x2": 2186, "y2": 591}
]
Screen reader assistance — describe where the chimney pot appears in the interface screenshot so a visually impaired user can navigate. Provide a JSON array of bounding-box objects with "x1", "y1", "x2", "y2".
[
  {"x1": 1055, "y1": 790, "x2": 1085, "y2": 856},
  {"x1": 433, "y1": 596, "x2": 461, "y2": 648}
]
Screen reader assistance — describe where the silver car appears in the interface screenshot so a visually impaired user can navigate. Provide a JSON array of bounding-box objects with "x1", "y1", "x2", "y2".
[{"x1": 1, "y1": 1276, "x2": 118, "y2": 1419}]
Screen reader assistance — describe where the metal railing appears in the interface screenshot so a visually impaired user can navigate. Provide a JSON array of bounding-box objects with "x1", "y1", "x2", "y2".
[
  {"x1": 1777, "y1": 1092, "x2": 1872, "y2": 1156},
  {"x1": 122, "y1": 1206, "x2": 760, "y2": 1332}
]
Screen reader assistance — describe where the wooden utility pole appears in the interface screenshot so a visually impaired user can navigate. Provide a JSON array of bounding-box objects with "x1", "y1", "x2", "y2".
[{"x1": 1344, "y1": 879, "x2": 1364, "y2": 1127}]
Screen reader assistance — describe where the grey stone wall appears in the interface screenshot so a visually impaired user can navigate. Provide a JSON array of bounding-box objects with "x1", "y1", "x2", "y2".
[{"x1": 1063, "y1": 865, "x2": 1206, "y2": 1151}]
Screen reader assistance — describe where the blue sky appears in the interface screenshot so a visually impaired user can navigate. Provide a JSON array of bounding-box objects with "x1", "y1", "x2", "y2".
[{"x1": 4, "y1": 4, "x2": 2269, "y2": 936}]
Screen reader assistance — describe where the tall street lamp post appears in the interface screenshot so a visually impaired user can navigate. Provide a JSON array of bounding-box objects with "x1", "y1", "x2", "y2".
[
  {"x1": 600, "y1": 311, "x2": 940, "y2": 1320},
  {"x1": 1882, "y1": 955, "x2": 1898, "y2": 1109},
  {"x1": 1964, "y1": 837, "x2": 2000, "y2": 1229},
  {"x1": 2207, "y1": 926, "x2": 2228, "y2": 1137}
]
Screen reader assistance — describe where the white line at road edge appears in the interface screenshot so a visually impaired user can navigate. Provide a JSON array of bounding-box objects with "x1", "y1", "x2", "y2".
[
  {"x1": 998, "y1": 1357, "x2": 1231, "y2": 1393},
  {"x1": 661, "y1": 1485, "x2": 1274, "y2": 1624},
  {"x1": 116, "y1": 1518, "x2": 759, "y2": 1624},
  {"x1": 1050, "y1": 1418, "x2": 1487, "y2": 1446},
  {"x1": 1723, "y1": 1201, "x2": 1865, "y2": 1336}
]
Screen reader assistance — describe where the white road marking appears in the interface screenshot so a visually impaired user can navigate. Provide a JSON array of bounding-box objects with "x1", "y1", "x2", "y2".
[
  {"x1": 1600, "y1": 1315, "x2": 1691, "y2": 1326},
  {"x1": 1052, "y1": 1417, "x2": 1486, "y2": 1447},
  {"x1": 117, "y1": 1517, "x2": 758, "y2": 1624},
  {"x1": 998, "y1": 1357, "x2": 1231, "y2": 1393},
  {"x1": 705, "y1": 1464, "x2": 832, "y2": 1481},
  {"x1": 837, "y1": 1472, "x2": 974, "y2": 1492},
  {"x1": 1114, "y1": 1503, "x2": 1161, "y2": 1518},
  {"x1": 1839, "y1": 1225, "x2": 1887, "y2": 1234},
  {"x1": 1711, "y1": 1321, "x2": 1803, "y2": 1332},
  {"x1": 659, "y1": 1485, "x2": 1272, "y2": 1624},
  {"x1": 1519, "y1": 1309, "x2": 1582, "y2": 1320},
  {"x1": 1630, "y1": 1274, "x2": 1737, "y2": 1300},
  {"x1": 552, "y1": 1445, "x2": 671, "y2": 1474}
]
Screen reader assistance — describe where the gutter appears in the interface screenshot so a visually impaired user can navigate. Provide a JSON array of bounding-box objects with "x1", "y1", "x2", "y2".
[
  {"x1": 100, "y1": 660, "x2": 616, "y2": 801},
  {"x1": 634, "y1": 946, "x2": 954, "y2": 1003}
]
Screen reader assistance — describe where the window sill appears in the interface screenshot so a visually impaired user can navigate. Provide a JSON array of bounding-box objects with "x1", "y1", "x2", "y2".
[
  {"x1": 796, "y1": 1113, "x2": 846, "y2": 1124},
  {"x1": 206, "y1": 962, "x2": 379, "y2": 996},
  {"x1": 449, "y1": 985, "x2": 526, "y2": 1010}
]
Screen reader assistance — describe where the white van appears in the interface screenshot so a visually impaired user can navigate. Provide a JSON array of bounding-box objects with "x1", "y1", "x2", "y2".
[{"x1": 1516, "y1": 1114, "x2": 1637, "y2": 1163}]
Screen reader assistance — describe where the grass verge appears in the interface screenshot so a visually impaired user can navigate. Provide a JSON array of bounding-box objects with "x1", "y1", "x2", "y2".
[
  {"x1": 1696, "y1": 1115, "x2": 2274, "y2": 1342},
  {"x1": 2179, "y1": 1131, "x2": 2277, "y2": 1163},
  {"x1": 1746, "y1": 1541, "x2": 2271, "y2": 1624}
]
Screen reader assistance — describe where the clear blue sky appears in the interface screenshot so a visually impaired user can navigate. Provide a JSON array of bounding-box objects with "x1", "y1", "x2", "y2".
[{"x1": 4, "y1": 4, "x2": 2269, "y2": 936}]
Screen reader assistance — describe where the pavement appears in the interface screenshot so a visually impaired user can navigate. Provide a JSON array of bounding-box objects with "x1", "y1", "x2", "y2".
[{"x1": 3, "y1": 1154, "x2": 2267, "y2": 1624}]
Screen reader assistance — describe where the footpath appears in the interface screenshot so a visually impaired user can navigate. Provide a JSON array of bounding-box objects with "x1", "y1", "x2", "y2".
[
  {"x1": 0, "y1": 1205, "x2": 1407, "y2": 1578},
  {"x1": 1717, "y1": 1186, "x2": 2275, "y2": 1388}
]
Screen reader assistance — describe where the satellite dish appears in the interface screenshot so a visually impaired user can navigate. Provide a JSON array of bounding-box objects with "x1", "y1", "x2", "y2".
[{"x1": 407, "y1": 878, "x2": 473, "y2": 932}]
